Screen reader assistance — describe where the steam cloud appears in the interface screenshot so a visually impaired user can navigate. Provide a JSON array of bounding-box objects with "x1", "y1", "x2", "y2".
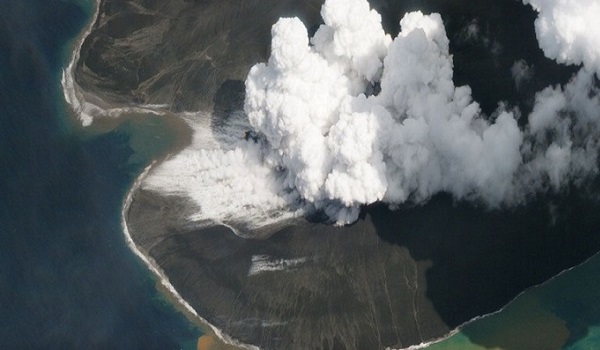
[
  {"x1": 522, "y1": 0, "x2": 600, "y2": 74},
  {"x1": 144, "y1": 0, "x2": 600, "y2": 229}
]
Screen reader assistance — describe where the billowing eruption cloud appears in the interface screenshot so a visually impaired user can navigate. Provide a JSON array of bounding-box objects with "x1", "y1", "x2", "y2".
[
  {"x1": 144, "y1": 0, "x2": 600, "y2": 229},
  {"x1": 522, "y1": 0, "x2": 600, "y2": 74}
]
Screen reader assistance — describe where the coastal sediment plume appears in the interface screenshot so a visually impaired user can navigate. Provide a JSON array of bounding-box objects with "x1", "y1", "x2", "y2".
[{"x1": 142, "y1": 0, "x2": 600, "y2": 230}]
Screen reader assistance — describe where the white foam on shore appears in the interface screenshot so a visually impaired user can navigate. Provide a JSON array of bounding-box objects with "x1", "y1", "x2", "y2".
[
  {"x1": 121, "y1": 162, "x2": 259, "y2": 350},
  {"x1": 60, "y1": 1, "x2": 171, "y2": 126},
  {"x1": 60, "y1": 0, "x2": 99, "y2": 126}
]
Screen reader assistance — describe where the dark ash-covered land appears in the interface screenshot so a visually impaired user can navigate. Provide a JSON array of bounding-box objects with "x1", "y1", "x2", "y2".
[
  {"x1": 75, "y1": 0, "x2": 323, "y2": 111},
  {"x1": 75, "y1": 0, "x2": 600, "y2": 349},
  {"x1": 127, "y1": 188, "x2": 600, "y2": 350}
]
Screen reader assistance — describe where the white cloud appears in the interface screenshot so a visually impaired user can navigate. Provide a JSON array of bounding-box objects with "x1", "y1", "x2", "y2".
[
  {"x1": 521, "y1": 68, "x2": 600, "y2": 192},
  {"x1": 244, "y1": 7, "x2": 529, "y2": 224},
  {"x1": 143, "y1": 0, "x2": 600, "y2": 229},
  {"x1": 511, "y1": 59, "x2": 534, "y2": 89},
  {"x1": 522, "y1": 0, "x2": 600, "y2": 75}
]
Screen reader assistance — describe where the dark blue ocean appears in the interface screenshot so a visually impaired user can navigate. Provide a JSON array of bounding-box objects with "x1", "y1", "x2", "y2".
[{"x1": 0, "y1": 0, "x2": 200, "y2": 348}]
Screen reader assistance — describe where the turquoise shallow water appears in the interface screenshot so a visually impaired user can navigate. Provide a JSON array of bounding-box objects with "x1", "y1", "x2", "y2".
[
  {"x1": 0, "y1": 0, "x2": 200, "y2": 348},
  {"x1": 425, "y1": 252, "x2": 600, "y2": 349}
]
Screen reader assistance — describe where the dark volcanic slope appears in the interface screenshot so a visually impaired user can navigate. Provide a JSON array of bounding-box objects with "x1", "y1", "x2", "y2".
[
  {"x1": 128, "y1": 190, "x2": 446, "y2": 349},
  {"x1": 76, "y1": 0, "x2": 323, "y2": 111},
  {"x1": 128, "y1": 189, "x2": 600, "y2": 350}
]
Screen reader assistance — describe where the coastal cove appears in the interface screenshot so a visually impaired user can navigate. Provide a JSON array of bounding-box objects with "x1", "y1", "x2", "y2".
[
  {"x1": 24, "y1": 0, "x2": 600, "y2": 350},
  {"x1": 0, "y1": 0, "x2": 201, "y2": 348}
]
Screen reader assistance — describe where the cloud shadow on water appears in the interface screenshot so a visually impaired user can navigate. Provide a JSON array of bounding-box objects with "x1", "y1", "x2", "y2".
[{"x1": 369, "y1": 186, "x2": 600, "y2": 348}]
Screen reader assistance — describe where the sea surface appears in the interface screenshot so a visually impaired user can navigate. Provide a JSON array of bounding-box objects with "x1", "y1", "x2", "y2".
[
  {"x1": 0, "y1": 0, "x2": 200, "y2": 348},
  {"x1": 425, "y1": 250, "x2": 600, "y2": 349},
  {"x1": 2, "y1": 0, "x2": 600, "y2": 349}
]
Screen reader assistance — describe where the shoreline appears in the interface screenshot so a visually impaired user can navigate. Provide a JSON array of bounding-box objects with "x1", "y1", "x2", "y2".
[
  {"x1": 121, "y1": 163, "x2": 259, "y2": 350},
  {"x1": 58, "y1": 1, "x2": 600, "y2": 349},
  {"x1": 399, "y1": 247, "x2": 600, "y2": 350},
  {"x1": 59, "y1": 1, "x2": 255, "y2": 348},
  {"x1": 60, "y1": 0, "x2": 100, "y2": 127},
  {"x1": 60, "y1": 0, "x2": 176, "y2": 129}
]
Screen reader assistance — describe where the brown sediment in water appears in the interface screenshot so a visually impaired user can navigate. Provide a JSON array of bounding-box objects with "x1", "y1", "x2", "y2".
[
  {"x1": 456, "y1": 294, "x2": 570, "y2": 350},
  {"x1": 197, "y1": 335, "x2": 216, "y2": 350},
  {"x1": 62, "y1": 1, "x2": 215, "y2": 344},
  {"x1": 84, "y1": 110, "x2": 193, "y2": 165},
  {"x1": 121, "y1": 166, "x2": 253, "y2": 350},
  {"x1": 153, "y1": 279, "x2": 243, "y2": 350},
  {"x1": 61, "y1": 0, "x2": 194, "y2": 161}
]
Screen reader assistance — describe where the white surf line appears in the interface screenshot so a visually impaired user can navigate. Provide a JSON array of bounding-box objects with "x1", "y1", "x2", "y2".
[
  {"x1": 61, "y1": 0, "x2": 100, "y2": 126},
  {"x1": 60, "y1": 0, "x2": 172, "y2": 127},
  {"x1": 393, "y1": 249, "x2": 600, "y2": 350},
  {"x1": 121, "y1": 162, "x2": 260, "y2": 350}
]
